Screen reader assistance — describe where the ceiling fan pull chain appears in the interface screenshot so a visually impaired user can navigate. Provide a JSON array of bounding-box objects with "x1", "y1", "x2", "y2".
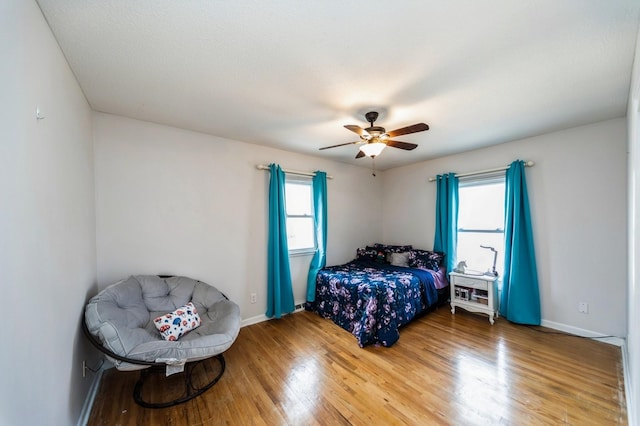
[{"x1": 372, "y1": 157, "x2": 376, "y2": 177}]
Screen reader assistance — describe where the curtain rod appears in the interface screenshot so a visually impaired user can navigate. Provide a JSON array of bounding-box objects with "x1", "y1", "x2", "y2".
[
  {"x1": 428, "y1": 160, "x2": 534, "y2": 182},
  {"x1": 256, "y1": 164, "x2": 334, "y2": 179}
]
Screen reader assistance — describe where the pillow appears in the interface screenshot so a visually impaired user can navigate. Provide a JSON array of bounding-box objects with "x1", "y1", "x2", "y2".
[
  {"x1": 373, "y1": 248, "x2": 387, "y2": 263},
  {"x1": 153, "y1": 302, "x2": 201, "y2": 341},
  {"x1": 356, "y1": 246, "x2": 389, "y2": 263},
  {"x1": 373, "y1": 243, "x2": 413, "y2": 253},
  {"x1": 428, "y1": 251, "x2": 446, "y2": 268},
  {"x1": 373, "y1": 243, "x2": 413, "y2": 262},
  {"x1": 356, "y1": 247, "x2": 378, "y2": 261},
  {"x1": 408, "y1": 250, "x2": 445, "y2": 272},
  {"x1": 389, "y1": 252, "x2": 410, "y2": 267}
]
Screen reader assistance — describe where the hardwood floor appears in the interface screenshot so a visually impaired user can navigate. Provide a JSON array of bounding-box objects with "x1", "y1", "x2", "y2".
[{"x1": 87, "y1": 307, "x2": 627, "y2": 425}]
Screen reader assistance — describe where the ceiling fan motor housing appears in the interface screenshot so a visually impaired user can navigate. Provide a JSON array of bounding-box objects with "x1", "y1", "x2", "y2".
[
  {"x1": 363, "y1": 111, "x2": 387, "y2": 141},
  {"x1": 364, "y1": 126, "x2": 386, "y2": 140}
]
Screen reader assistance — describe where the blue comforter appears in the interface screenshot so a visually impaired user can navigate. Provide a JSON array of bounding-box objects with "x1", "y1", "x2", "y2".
[{"x1": 306, "y1": 260, "x2": 438, "y2": 347}]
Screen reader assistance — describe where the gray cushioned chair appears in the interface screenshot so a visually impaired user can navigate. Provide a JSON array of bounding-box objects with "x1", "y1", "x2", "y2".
[{"x1": 84, "y1": 275, "x2": 241, "y2": 408}]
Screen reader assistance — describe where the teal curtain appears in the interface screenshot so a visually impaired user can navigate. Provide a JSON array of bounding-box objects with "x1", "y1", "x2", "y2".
[
  {"x1": 306, "y1": 171, "x2": 327, "y2": 302},
  {"x1": 433, "y1": 173, "x2": 459, "y2": 274},
  {"x1": 500, "y1": 160, "x2": 541, "y2": 325},
  {"x1": 266, "y1": 164, "x2": 295, "y2": 319}
]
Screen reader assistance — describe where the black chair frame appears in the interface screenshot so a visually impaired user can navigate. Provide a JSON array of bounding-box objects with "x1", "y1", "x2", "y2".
[{"x1": 83, "y1": 317, "x2": 226, "y2": 408}]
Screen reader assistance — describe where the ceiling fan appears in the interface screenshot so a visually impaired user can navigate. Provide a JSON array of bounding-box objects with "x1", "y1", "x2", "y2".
[{"x1": 319, "y1": 111, "x2": 429, "y2": 159}]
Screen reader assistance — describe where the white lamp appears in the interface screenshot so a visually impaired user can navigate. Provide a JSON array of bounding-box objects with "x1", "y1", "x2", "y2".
[{"x1": 360, "y1": 142, "x2": 386, "y2": 158}]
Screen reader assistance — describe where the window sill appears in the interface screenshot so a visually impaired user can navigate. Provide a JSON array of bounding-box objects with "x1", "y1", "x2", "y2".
[{"x1": 289, "y1": 249, "x2": 316, "y2": 257}]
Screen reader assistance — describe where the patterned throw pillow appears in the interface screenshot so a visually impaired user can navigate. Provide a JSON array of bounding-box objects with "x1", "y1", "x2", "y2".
[
  {"x1": 374, "y1": 249, "x2": 387, "y2": 263},
  {"x1": 153, "y1": 302, "x2": 201, "y2": 341},
  {"x1": 373, "y1": 243, "x2": 413, "y2": 263},
  {"x1": 429, "y1": 251, "x2": 446, "y2": 269},
  {"x1": 373, "y1": 243, "x2": 413, "y2": 253},
  {"x1": 408, "y1": 250, "x2": 445, "y2": 272},
  {"x1": 356, "y1": 246, "x2": 378, "y2": 261}
]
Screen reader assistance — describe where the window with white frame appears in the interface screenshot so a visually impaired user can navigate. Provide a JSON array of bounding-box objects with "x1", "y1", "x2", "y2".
[
  {"x1": 285, "y1": 177, "x2": 316, "y2": 254},
  {"x1": 456, "y1": 174, "x2": 505, "y2": 276}
]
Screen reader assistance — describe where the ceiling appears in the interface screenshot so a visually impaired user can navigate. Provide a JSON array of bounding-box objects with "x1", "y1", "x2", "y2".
[{"x1": 37, "y1": 0, "x2": 640, "y2": 170}]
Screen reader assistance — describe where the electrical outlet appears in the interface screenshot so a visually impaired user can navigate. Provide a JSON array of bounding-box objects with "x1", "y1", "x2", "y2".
[
  {"x1": 82, "y1": 360, "x2": 87, "y2": 378},
  {"x1": 250, "y1": 293, "x2": 257, "y2": 304},
  {"x1": 578, "y1": 302, "x2": 589, "y2": 314}
]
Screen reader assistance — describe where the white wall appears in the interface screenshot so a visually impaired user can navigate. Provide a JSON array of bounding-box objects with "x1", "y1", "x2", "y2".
[
  {"x1": 93, "y1": 112, "x2": 382, "y2": 320},
  {"x1": 626, "y1": 23, "x2": 640, "y2": 426},
  {"x1": 382, "y1": 118, "x2": 628, "y2": 337},
  {"x1": 0, "y1": 1, "x2": 97, "y2": 425}
]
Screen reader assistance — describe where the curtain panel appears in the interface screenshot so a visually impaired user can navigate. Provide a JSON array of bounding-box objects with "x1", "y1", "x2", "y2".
[
  {"x1": 433, "y1": 173, "x2": 459, "y2": 274},
  {"x1": 500, "y1": 160, "x2": 541, "y2": 325},
  {"x1": 266, "y1": 164, "x2": 295, "y2": 318},
  {"x1": 306, "y1": 171, "x2": 327, "y2": 302}
]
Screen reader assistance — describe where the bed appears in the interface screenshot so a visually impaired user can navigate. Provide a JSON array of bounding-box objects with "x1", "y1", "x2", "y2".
[{"x1": 306, "y1": 244, "x2": 449, "y2": 347}]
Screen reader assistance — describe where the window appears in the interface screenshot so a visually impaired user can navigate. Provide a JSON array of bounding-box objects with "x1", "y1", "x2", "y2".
[
  {"x1": 456, "y1": 175, "x2": 505, "y2": 276},
  {"x1": 285, "y1": 177, "x2": 315, "y2": 254}
]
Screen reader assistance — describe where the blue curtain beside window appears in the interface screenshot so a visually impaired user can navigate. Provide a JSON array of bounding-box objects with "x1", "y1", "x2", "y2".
[
  {"x1": 266, "y1": 164, "x2": 295, "y2": 319},
  {"x1": 306, "y1": 171, "x2": 327, "y2": 302},
  {"x1": 500, "y1": 160, "x2": 541, "y2": 325},
  {"x1": 433, "y1": 173, "x2": 459, "y2": 274}
]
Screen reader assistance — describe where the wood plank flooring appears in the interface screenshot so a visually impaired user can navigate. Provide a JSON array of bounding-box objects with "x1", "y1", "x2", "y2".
[{"x1": 87, "y1": 307, "x2": 627, "y2": 425}]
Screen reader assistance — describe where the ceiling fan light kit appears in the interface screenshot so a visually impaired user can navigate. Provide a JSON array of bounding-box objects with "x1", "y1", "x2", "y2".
[
  {"x1": 359, "y1": 142, "x2": 386, "y2": 158},
  {"x1": 319, "y1": 110, "x2": 429, "y2": 159}
]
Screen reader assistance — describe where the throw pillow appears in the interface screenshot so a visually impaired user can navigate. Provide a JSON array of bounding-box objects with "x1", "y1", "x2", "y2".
[
  {"x1": 153, "y1": 302, "x2": 201, "y2": 341},
  {"x1": 356, "y1": 247, "x2": 378, "y2": 261},
  {"x1": 374, "y1": 243, "x2": 413, "y2": 262},
  {"x1": 389, "y1": 252, "x2": 410, "y2": 267},
  {"x1": 408, "y1": 250, "x2": 445, "y2": 272}
]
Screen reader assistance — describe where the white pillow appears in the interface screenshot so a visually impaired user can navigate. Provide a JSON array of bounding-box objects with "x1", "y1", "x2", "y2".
[
  {"x1": 390, "y1": 252, "x2": 410, "y2": 267},
  {"x1": 153, "y1": 302, "x2": 201, "y2": 341}
]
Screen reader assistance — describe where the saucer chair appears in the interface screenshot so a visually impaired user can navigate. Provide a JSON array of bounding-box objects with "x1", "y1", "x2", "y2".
[{"x1": 84, "y1": 275, "x2": 241, "y2": 408}]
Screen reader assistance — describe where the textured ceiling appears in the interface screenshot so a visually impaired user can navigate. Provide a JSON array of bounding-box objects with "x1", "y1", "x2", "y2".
[{"x1": 37, "y1": 0, "x2": 640, "y2": 170}]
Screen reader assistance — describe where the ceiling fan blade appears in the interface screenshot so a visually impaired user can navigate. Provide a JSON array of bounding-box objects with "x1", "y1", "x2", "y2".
[
  {"x1": 344, "y1": 125, "x2": 367, "y2": 136},
  {"x1": 387, "y1": 123, "x2": 429, "y2": 138},
  {"x1": 355, "y1": 150, "x2": 366, "y2": 159},
  {"x1": 319, "y1": 141, "x2": 360, "y2": 150},
  {"x1": 386, "y1": 140, "x2": 418, "y2": 150}
]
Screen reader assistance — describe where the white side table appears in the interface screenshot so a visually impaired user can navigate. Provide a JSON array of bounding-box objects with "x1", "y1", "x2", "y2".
[{"x1": 449, "y1": 272, "x2": 499, "y2": 325}]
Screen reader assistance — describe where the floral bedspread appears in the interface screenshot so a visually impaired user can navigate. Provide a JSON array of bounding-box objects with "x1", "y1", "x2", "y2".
[{"x1": 306, "y1": 260, "x2": 438, "y2": 347}]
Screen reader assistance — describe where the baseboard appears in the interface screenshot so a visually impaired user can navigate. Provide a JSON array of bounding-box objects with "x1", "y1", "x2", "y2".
[
  {"x1": 241, "y1": 303, "x2": 306, "y2": 328},
  {"x1": 76, "y1": 367, "x2": 105, "y2": 426},
  {"x1": 621, "y1": 341, "x2": 636, "y2": 426},
  {"x1": 540, "y1": 319, "x2": 625, "y2": 346},
  {"x1": 241, "y1": 314, "x2": 269, "y2": 327},
  {"x1": 543, "y1": 319, "x2": 631, "y2": 423}
]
